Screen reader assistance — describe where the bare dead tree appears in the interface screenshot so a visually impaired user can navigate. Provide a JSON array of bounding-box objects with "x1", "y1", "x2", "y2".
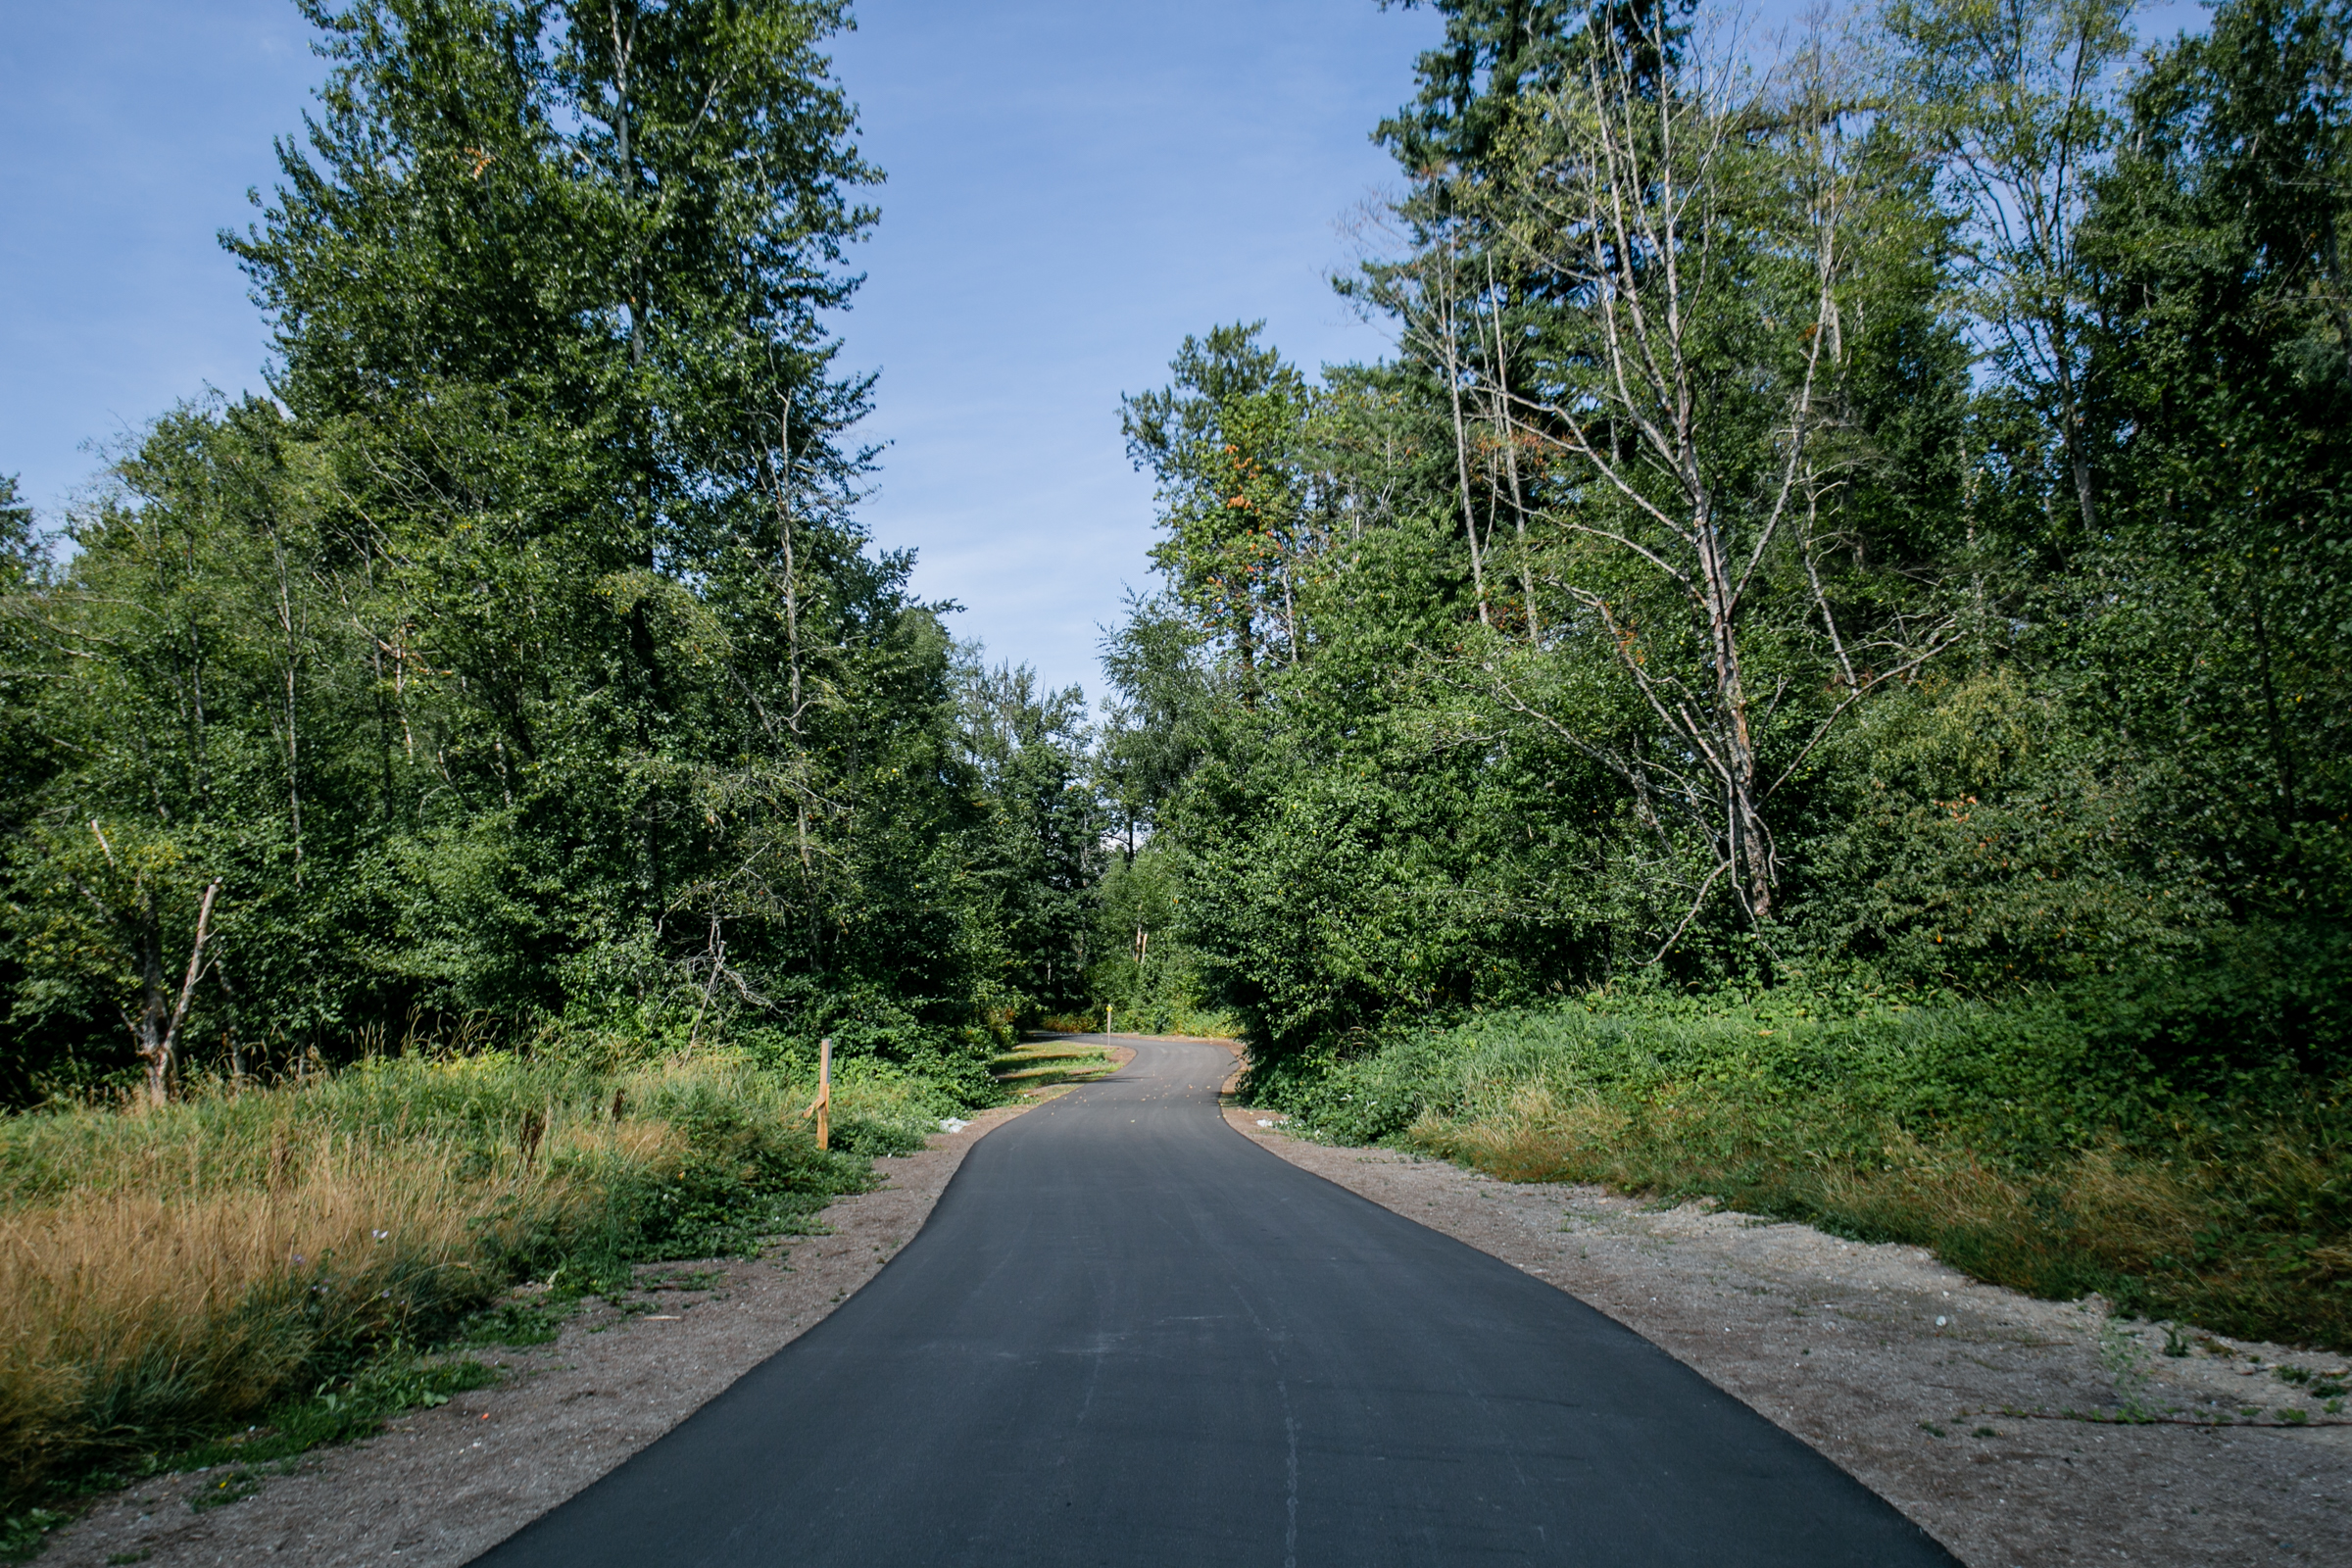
[
  {"x1": 1483, "y1": 253, "x2": 1540, "y2": 644},
  {"x1": 1473, "y1": 14, "x2": 1959, "y2": 946},
  {"x1": 74, "y1": 820, "x2": 222, "y2": 1104}
]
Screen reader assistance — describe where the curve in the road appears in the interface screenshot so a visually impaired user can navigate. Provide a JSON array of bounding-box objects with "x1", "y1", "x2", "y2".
[{"x1": 474, "y1": 1037, "x2": 1958, "y2": 1566}]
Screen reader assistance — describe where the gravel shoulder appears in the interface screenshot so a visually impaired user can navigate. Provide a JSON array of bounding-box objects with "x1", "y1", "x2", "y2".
[
  {"x1": 39, "y1": 1102, "x2": 1043, "y2": 1568},
  {"x1": 1224, "y1": 1101, "x2": 2352, "y2": 1567}
]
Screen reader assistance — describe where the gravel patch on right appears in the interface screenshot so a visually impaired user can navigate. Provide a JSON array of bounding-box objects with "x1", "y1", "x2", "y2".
[{"x1": 1231, "y1": 1110, "x2": 2352, "y2": 1568}]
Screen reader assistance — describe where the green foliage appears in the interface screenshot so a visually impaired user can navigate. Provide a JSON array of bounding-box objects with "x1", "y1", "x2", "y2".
[
  {"x1": 1083, "y1": 3, "x2": 2352, "y2": 1344},
  {"x1": 1101, "y1": 0, "x2": 2350, "y2": 1119},
  {"x1": 1788, "y1": 670, "x2": 2232, "y2": 986},
  {"x1": 174, "y1": 1350, "x2": 502, "y2": 1477},
  {"x1": 1257, "y1": 953, "x2": 2352, "y2": 1150},
  {"x1": 1085, "y1": 845, "x2": 1232, "y2": 1035},
  {"x1": 566, "y1": 1078, "x2": 874, "y2": 1276},
  {"x1": 956, "y1": 660, "x2": 1102, "y2": 1020},
  {"x1": 0, "y1": 1507, "x2": 66, "y2": 1564},
  {"x1": 2068, "y1": 0, "x2": 2352, "y2": 920},
  {"x1": 1374, "y1": 0, "x2": 1693, "y2": 174},
  {"x1": 0, "y1": 3, "x2": 1097, "y2": 1098},
  {"x1": 1097, "y1": 594, "x2": 1217, "y2": 847},
  {"x1": 1258, "y1": 973, "x2": 2352, "y2": 1345},
  {"x1": 1120, "y1": 322, "x2": 1319, "y2": 690}
]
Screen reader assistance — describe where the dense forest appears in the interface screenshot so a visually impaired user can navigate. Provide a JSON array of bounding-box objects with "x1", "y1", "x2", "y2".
[
  {"x1": 0, "y1": 0, "x2": 1103, "y2": 1106},
  {"x1": 0, "y1": 1, "x2": 1128, "y2": 1513},
  {"x1": 1104, "y1": 0, "x2": 2349, "y2": 1060},
  {"x1": 1094, "y1": 0, "x2": 2352, "y2": 1341}
]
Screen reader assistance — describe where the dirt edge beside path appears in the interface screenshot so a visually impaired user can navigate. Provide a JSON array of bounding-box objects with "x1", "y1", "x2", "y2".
[
  {"x1": 1224, "y1": 1103, "x2": 2352, "y2": 1568},
  {"x1": 42, "y1": 1104, "x2": 1035, "y2": 1568}
]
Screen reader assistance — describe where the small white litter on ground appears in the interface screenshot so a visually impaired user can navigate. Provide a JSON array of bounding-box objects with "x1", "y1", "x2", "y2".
[{"x1": 938, "y1": 1117, "x2": 970, "y2": 1134}]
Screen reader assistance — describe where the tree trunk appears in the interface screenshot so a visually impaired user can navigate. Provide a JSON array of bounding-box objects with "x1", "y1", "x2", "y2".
[
  {"x1": 1484, "y1": 257, "x2": 1538, "y2": 642},
  {"x1": 1440, "y1": 274, "x2": 1493, "y2": 627},
  {"x1": 131, "y1": 878, "x2": 220, "y2": 1106},
  {"x1": 1694, "y1": 514, "x2": 1771, "y2": 922},
  {"x1": 265, "y1": 521, "x2": 303, "y2": 882}
]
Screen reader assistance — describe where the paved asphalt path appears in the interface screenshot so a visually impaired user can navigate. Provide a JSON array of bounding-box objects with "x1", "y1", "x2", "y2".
[{"x1": 475, "y1": 1038, "x2": 1957, "y2": 1566}]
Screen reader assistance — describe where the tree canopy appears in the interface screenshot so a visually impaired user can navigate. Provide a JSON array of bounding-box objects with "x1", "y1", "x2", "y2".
[
  {"x1": 1103, "y1": 0, "x2": 2352, "y2": 1082},
  {"x1": 0, "y1": 1, "x2": 1095, "y2": 1102}
]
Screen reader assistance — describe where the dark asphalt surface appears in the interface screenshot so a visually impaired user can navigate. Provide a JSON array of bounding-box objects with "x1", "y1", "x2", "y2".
[{"x1": 474, "y1": 1038, "x2": 1958, "y2": 1567}]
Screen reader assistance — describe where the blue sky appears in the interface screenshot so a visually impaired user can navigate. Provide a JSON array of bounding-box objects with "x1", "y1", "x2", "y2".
[
  {"x1": 3, "y1": 4, "x2": 320, "y2": 514},
  {"x1": 830, "y1": 1, "x2": 1448, "y2": 697},
  {"x1": 2, "y1": 0, "x2": 1444, "y2": 700},
  {"x1": 2, "y1": 1, "x2": 2207, "y2": 699}
]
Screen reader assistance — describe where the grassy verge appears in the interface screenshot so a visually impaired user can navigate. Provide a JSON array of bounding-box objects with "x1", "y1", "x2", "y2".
[
  {"x1": 0, "y1": 1048, "x2": 972, "y2": 1549},
  {"x1": 990, "y1": 1037, "x2": 1123, "y2": 1091},
  {"x1": 1249, "y1": 989, "x2": 2352, "y2": 1350}
]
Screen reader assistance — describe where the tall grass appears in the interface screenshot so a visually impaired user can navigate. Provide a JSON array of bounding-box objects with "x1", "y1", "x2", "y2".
[
  {"x1": 1253, "y1": 995, "x2": 2352, "y2": 1348},
  {"x1": 0, "y1": 1051, "x2": 951, "y2": 1506}
]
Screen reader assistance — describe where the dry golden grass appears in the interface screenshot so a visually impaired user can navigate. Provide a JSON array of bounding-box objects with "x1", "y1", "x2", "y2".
[
  {"x1": 0, "y1": 1051, "x2": 943, "y2": 1501},
  {"x1": 0, "y1": 1130, "x2": 524, "y2": 1487},
  {"x1": 1411, "y1": 1082, "x2": 1630, "y2": 1183},
  {"x1": 0, "y1": 1057, "x2": 838, "y2": 1499}
]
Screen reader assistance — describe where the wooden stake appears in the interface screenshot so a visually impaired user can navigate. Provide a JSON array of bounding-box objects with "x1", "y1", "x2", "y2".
[{"x1": 815, "y1": 1036, "x2": 831, "y2": 1152}]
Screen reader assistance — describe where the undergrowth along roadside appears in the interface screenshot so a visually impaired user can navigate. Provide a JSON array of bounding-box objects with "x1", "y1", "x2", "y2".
[
  {"x1": 1248, "y1": 989, "x2": 2352, "y2": 1350},
  {"x1": 0, "y1": 1049, "x2": 967, "y2": 1548}
]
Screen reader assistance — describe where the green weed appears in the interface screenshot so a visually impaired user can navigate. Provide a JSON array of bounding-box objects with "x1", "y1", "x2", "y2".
[
  {"x1": 463, "y1": 1298, "x2": 570, "y2": 1348},
  {"x1": 990, "y1": 1041, "x2": 1121, "y2": 1091},
  {"x1": 0, "y1": 1510, "x2": 64, "y2": 1564},
  {"x1": 1256, "y1": 990, "x2": 2352, "y2": 1348},
  {"x1": 185, "y1": 1470, "x2": 261, "y2": 1513}
]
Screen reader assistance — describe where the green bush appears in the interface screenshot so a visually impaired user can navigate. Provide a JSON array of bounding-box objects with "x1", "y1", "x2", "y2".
[{"x1": 1253, "y1": 963, "x2": 2352, "y2": 1348}]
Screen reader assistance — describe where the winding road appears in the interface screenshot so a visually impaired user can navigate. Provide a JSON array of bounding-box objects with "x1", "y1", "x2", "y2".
[{"x1": 474, "y1": 1037, "x2": 1956, "y2": 1566}]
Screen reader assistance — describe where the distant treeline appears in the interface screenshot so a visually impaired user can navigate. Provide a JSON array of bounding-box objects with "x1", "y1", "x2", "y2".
[
  {"x1": 1102, "y1": 0, "x2": 2350, "y2": 1083},
  {"x1": 0, "y1": 1, "x2": 1102, "y2": 1103}
]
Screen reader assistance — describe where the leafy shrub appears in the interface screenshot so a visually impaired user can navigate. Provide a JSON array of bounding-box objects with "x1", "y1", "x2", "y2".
[{"x1": 1255, "y1": 967, "x2": 2352, "y2": 1348}]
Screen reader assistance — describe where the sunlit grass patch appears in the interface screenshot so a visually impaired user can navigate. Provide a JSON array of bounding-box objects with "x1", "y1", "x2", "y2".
[
  {"x1": 0, "y1": 1051, "x2": 901, "y2": 1516},
  {"x1": 989, "y1": 1041, "x2": 1121, "y2": 1091}
]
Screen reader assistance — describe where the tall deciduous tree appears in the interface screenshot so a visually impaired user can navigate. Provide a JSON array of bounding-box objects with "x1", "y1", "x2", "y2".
[
  {"x1": 958, "y1": 661, "x2": 1102, "y2": 1017},
  {"x1": 2074, "y1": 0, "x2": 2352, "y2": 912},
  {"x1": 1462, "y1": 14, "x2": 1963, "y2": 934},
  {"x1": 1121, "y1": 325, "x2": 1317, "y2": 691},
  {"x1": 1886, "y1": 0, "x2": 2135, "y2": 537}
]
